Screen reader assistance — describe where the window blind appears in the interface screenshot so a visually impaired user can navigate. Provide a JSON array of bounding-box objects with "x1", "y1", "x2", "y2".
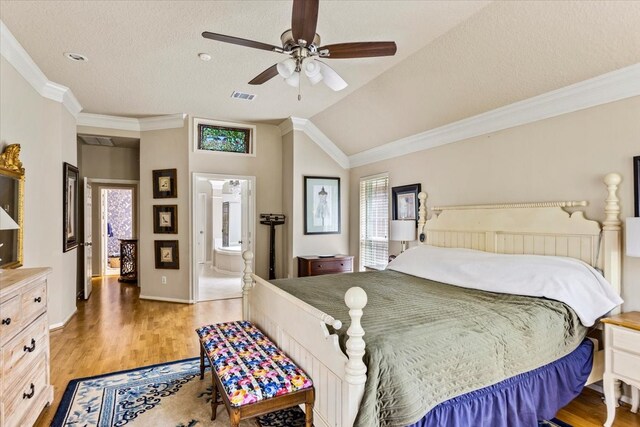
[{"x1": 359, "y1": 174, "x2": 389, "y2": 271}]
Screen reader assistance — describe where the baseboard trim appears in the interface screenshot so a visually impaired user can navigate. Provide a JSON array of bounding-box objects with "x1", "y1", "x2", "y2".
[
  {"x1": 49, "y1": 308, "x2": 77, "y2": 331},
  {"x1": 139, "y1": 295, "x2": 193, "y2": 304},
  {"x1": 588, "y1": 383, "x2": 634, "y2": 406}
]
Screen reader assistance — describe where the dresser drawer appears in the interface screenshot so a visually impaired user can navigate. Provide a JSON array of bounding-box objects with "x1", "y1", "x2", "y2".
[
  {"x1": 611, "y1": 325, "x2": 640, "y2": 355},
  {"x1": 611, "y1": 349, "x2": 640, "y2": 383},
  {"x1": 309, "y1": 258, "x2": 353, "y2": 275},
  {"x1": 0, "y1": 296, "x2": 22, "y2": 345},
  {"x1": 3, "y1": 355, "x2": 47, "y2": 427},
  {"x1": 2, "y1": 314, "x2": 48, "y2": 391},
  {"x1": 21, "y1": 280, "x2": 47, "y2": 324}
]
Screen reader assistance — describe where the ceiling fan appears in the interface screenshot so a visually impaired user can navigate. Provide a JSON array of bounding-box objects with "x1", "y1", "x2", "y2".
[{"x1": 202, "y1": 0, "x2": 397, "y2": 98}]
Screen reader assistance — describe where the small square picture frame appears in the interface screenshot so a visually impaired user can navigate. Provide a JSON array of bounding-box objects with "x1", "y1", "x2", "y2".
[
  {"x1": 153, "y1": 205, "x2": 178, "y2": 234},
  {"x1": 392, "y1": 183, "x2": 422, "y2": 226},
  {"x1": 154, "y1": 240, "x2": 179, "y2": 269},
  {"x1": 153, "y1": 169, "x2": 177, "y2": 198}
]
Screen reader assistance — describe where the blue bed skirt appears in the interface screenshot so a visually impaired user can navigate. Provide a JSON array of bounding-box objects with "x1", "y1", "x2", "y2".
[{"x1": 408, "y1": 338, "x2": 593, "y2": 427}]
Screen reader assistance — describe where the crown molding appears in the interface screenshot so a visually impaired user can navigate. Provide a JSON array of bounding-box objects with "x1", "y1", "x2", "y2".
[
  {"x1": 77, "y1": 112, "x2": 186, "y2": 132},
  {"x1": 1, "y1": 20, "x2": 82, "y2": 118},
  {"x1": 279, "y1": 117, "x2": 350, "y2": 169},
  {"x1": 349, "y1": 63, "x2": 640, "y2": 168}
]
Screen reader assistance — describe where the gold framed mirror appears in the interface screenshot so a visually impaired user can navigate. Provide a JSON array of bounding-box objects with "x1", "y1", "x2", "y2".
[{"x1": 0, "y1": 144, "x2": 24, "y2": 269}]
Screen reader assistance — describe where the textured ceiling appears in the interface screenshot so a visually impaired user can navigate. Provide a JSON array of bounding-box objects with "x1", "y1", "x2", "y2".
[
  {"x1": 311, "y1": 1, "x2": 640, "y2": 155},
  {"x1": 0, "y1": 0, "x2": 489, "y2": 123}
]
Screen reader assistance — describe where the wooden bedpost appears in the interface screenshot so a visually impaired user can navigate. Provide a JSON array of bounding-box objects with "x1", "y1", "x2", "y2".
[
  {"x1": 418, "y1": 192, "x2": 428, "y2": 242},
  {"x1": 602, "y1": 173, "x2": 622, "y2": 306},
  {"x1": 344, "y1": 286, "x2": 368, "y2": 426},
  {"x1": 242, "y1": 251, "x2": 254, "y2": 320}
]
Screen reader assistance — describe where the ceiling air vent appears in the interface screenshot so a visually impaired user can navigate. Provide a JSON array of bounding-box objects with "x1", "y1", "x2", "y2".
[
  {"x1": 231, "y1": 91, "x2": 256, "y2": 101},
  {"x1": 79, "y1": 135, "x2": 114, "y2": 146}
]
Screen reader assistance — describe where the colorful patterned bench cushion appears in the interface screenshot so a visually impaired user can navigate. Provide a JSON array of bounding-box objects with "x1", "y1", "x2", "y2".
[{"x1": 196, "y1": 321, "x2": 313, "y2": 407}]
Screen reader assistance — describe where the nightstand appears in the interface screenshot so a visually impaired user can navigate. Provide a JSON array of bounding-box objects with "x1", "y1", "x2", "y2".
[
  {"x1": 602, "y1": 312, "x2": 640, "y2": 427},
  {"x1": 297, "y1": 255, "x2": 354, "y2": 277}
]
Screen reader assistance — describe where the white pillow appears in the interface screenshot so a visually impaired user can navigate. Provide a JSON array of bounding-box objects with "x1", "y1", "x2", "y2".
[{"x1": 386, "y1": 245, "x2": 623, "y2": 327}]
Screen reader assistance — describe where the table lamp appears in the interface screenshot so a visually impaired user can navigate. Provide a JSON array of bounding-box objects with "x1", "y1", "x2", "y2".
[
  {"x1": 626, "y1": 217, "x2": 640, "y2": 257},
  {"x1": 0, "y1": 208, "x2": 20, "y2": 266},
  {"x1": 390, "y1": 220, "x2": 416, "y2": 253}
]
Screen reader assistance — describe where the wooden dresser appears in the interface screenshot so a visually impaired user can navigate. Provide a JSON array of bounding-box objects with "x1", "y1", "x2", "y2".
[
  {"x1": 0, "y1": 268, "x2": 53, "y2": 427},
  {"x1": 297, "y1": 255, "x2": 354, "y2": 277}
]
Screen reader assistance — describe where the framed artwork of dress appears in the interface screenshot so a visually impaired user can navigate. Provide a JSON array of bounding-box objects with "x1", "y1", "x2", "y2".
[
  {"x1": 392, "y1": 183, "x2": 421, "y2": 227},
  {"x1": 304, "y1": 176, "x2": 340, "y2": 235}
]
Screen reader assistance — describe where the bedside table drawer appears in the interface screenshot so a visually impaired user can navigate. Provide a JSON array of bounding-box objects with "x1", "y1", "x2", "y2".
[
  {"x1": 611, "y1": 326, "x2": 640, "y2": 355},
  {"x1": 310, "y1": 258, "x2": 352, "y2": 275},
  {"x1": 612, "y1": 350, "x2": 640, "y2": 382}
]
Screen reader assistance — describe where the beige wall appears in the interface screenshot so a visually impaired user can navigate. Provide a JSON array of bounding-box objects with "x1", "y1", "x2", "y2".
[
  {"x1": 349, "y1": 96, "x2": 640, "y2": 312},
  {"x1": 284, "y1": 131, "x2": 350, "y2": 277},
  {"x1": 0, "y1": 57, "x2": 77, "y2": 327},
  {"x1": 80, "y1": 145, "x2": 139, "y2": 181},
  {"x1": 139, "y1": 123, "x2": 190, "y2": 301}
]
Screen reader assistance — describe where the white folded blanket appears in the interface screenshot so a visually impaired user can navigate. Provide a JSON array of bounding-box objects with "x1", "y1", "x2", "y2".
[{"x1": 387, "y1": 245, "x2": 623, "y2": 326}]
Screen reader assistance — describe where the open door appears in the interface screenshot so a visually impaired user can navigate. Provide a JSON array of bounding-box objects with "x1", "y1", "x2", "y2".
[{"x1": 83, "y1": 178, "x2": 93, "y2": 299}]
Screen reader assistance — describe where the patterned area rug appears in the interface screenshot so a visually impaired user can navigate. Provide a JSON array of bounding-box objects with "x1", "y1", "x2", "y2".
[
  {"x1": 52, "y1": 357, "x2": 573, "y2": 427},
  {"x1": 52, "y1": 358, "x2": 306, "y2": 427}
]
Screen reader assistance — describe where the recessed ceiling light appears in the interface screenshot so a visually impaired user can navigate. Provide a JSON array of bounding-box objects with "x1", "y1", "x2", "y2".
[
  {"x1": 198, "y1": 53, "x2": 212, "y2": 62},
  {"x1": 64, "y1": 52, "x2": 88, "y2": 62}
]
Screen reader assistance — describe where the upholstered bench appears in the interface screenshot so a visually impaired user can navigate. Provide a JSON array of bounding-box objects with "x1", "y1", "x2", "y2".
[{"x1": 196, "y1": 321, "x2": 315, "y2": 427}]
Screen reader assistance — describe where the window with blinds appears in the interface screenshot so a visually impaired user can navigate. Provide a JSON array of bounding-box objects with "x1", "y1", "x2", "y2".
[{"x1": 359, "y1": 174, "x2": 389, "y2": 271}]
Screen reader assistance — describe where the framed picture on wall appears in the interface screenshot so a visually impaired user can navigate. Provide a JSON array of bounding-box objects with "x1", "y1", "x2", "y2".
[
  {"x1": 392, "y1": 183, "x2": 421, "y2": 226},
  {"x1": 153, "y1": 205, "x2": 178, "y2": 234},
  {"x1": 153, "y1": 169, "x2": 177, "y2": 198},
  {"x1": 63, "y1": 162, "x2": 79, "y2": 252},
  {"x1": 154, "y1": 240, "x2": 179, "y2": 269},
  {"x1": 304, "y1": 176, "x2": 341, "y2": 235},
  {"x1": 634, "y1": 155, "x2": 640, "y2": 217}
]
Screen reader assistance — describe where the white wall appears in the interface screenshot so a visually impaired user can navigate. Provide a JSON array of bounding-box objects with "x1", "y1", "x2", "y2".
[
  {"x1": 0, "y1": 56, "x2": 77, "y2": 327},
  {"x1": 349, "y1": 96, "x2": 640, "y2": 312}
]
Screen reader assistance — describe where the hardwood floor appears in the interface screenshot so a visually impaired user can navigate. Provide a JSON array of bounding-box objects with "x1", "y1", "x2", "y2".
[{"x1": 35, "y1": 276, "x2": 638, "y2": 427}]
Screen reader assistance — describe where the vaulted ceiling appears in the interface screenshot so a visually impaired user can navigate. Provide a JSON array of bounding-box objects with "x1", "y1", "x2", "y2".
[{"x1": 1, "y1": 1, "x2": 639, "y2": 156}]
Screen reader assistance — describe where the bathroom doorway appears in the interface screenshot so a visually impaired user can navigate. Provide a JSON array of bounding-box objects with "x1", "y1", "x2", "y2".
[
  {"x1": 101, "y1": 187, "x2": 135, "y2": 276},
  {"x1": 192, "y1": 173, "x2": 255, "y2": 302}
]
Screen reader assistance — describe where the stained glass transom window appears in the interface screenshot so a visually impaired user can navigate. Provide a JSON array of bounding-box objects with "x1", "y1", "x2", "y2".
[{"x1": 198, "y1": 124, "x2": 251, "y2": 154}]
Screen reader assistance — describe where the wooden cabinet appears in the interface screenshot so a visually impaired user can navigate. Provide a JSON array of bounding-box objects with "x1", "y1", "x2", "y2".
[
  {"x1": 297, "y1": 255, "x2": 354, "y2": 277},
  {"x1": 0, "y1": 268, "x2": 53, "y2": 427},
  {"x1": 602, "y1": 312, "x2": 640, "y2": 427}
]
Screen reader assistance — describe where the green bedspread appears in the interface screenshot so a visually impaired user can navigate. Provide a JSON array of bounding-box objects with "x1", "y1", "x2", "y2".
[{"x1": 270, "y1": 270, "x2": 587, "y2": 427}]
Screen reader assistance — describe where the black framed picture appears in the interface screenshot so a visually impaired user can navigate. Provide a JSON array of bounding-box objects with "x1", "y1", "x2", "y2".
[
  {"x1": 304, "y1": 176, "x2": 341, "y2": 235},
  {"x1": 392, "y1": 183, "x2": 421, "y2": 226},
  {"x1": 153, "y1": 169, "x2": 177, "y2": 198},
  {"x1": 153, "y1": 205, "x2": 178, "y2": 234},
  {"x1": 154, "y1": 240, "x2": 179, "y2": 269},
  {"x1": 634, "y1": 156, "x2": 639, "y2": 217},
  {"x1": 63, "y1": 162, "x2": 79, "y2": 252}
]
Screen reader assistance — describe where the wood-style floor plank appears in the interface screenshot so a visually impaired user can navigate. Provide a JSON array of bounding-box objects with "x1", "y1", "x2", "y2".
[{"x1": 35, "y1": 276, "x2": 639, "y2": 426}]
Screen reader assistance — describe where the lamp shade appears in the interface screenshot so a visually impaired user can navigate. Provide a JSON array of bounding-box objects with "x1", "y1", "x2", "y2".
[
  {"x1": 0, "y1": 208, "x2": 19, "y2": 231},
  {"x1": 285, "y1": 71, "x2": 300, "y2": 87},
  {"x1": 390, "y1": 220, "x2": 416, "y2": 242},
  {"x1": 276, "y1": 58, "x2": 296, "y2": 78},
  {"x1": 318, "y1": 61, "x2": 348, "y2": 91},
  {"x1": 626, "y1": 217, "x2": 640, "y2": 257}
]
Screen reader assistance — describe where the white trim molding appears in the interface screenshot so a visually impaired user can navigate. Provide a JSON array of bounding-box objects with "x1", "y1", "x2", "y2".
[
  {"x1": 139, "y1": 295, "x2": 193, "y2": 304},
  {"x1": 49, "y1": 307, "x2": 77, "y2": 331},
  {"x1": 1, "y1": 20, "x2": 82, "y2": 117},
  {"x1": 279, "y1": 117, "x2": 350, "y2": 169},
  {"x1": 77, "y1": 112, "x2": 187, "y2": 132},
  {"x1": 348, "y1": 63, "x2": 640, "y2": 168}
]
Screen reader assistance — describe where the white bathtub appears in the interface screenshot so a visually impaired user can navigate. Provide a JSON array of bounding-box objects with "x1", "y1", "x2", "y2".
[{"x1": 213, "y1": 239, "x2": 243, "y2": 274}]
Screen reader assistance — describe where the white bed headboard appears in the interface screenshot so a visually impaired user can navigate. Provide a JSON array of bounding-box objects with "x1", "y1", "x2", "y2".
[{"x1": 417, "y1": 173, "x2": 622, "y2": 297}]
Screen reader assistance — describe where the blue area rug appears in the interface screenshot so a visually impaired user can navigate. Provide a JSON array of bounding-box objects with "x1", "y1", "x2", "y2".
[{"x1": 52, "y1": 357, "x2": 572, "y2": 426}]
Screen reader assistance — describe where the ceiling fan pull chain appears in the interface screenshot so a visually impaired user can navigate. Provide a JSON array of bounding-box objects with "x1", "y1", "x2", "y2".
[{"x1": 298, "y1": 81, "x2": 302, "y2": 101}]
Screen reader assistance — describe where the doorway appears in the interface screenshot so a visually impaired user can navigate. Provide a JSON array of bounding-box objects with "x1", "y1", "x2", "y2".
[
  {"x1": 101, "y1": 188, "x2": 134, "y2": 276},
  {"x1": 192, "y1": 173, "x2": 255, "y2": 302}
]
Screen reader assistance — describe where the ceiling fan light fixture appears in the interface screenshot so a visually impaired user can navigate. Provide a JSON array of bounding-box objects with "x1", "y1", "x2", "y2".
[
  {"x1": 303, "y1": 59, "x2": 323, "y2": 85},
  {"x1": 285, "y1": 71, "x2": 300, "y2": 87},
  {"x1": 318, "y1": 61, "x2": 348, "y2": 91},
  {"x1": 277, "y1": 58, "x2": 297, "y2": 78}
]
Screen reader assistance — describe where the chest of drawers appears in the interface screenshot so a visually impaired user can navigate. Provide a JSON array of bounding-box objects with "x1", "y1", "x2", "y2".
[
  {"x1": 297, "y1": 255, "x2": 354, "y2": 277},
  {"x1": 0, "y1": 267, "x2": 53, "y2": 427}
]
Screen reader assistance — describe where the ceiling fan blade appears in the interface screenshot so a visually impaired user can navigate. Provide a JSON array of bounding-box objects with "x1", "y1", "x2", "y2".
[
  {"x1": 320, "y1": 42, "x2": 397, "y2": 59},
  {"x1": 202, "y1": 32, "x2": 281, "y2": 52},
  {"x1": 248, "y1": 64, "x2": 279, "y2": 85},
  {"x1": 291, "y1": 0, "x2": 319, "y2": 45}
]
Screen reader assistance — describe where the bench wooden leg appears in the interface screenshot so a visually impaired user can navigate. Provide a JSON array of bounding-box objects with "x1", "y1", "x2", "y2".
[
  {"x1": 305, "y1": 388, "x2": 315, "y2": 427},
  {"x1": 199, "y1": 344, "x2": 205, "y2": 380},
  {"x1": 211, "y1": 373, "x2": 219, "y2": 421},
  {"x1": 229, "y1": 408, "x2": 241, "y2": 427}
]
